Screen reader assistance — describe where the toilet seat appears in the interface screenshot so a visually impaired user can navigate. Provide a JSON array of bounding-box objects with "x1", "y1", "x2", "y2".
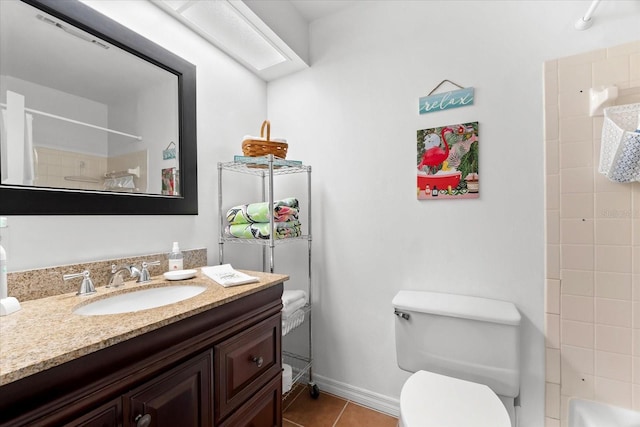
[{"x1": 400, "y1": 370, "x2": 511, "y2": 427}]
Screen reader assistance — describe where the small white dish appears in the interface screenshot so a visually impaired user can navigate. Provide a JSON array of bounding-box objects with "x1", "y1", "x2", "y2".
[{"x1": 163, "y1": 269, "x2": 197, "y2": 281}]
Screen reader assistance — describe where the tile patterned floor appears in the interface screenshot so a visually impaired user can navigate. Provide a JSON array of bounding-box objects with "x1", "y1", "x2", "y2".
[{"x1": 283, "y1": 384, "x2": 398, "y2": 427}]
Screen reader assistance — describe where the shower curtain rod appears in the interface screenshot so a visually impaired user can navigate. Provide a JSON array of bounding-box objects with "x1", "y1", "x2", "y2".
[
  {"x1": 575, "y1": 0, "x2": 601, "y2": 30},
  {"x1": 0, "y1": 103, "x2": 142, "y2": 141}
]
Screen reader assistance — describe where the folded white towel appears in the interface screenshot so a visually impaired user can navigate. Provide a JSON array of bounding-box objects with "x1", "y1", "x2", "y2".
[
  {"x1": 282, "y1": 298, "x2": 306, "y2": 319},
  {"x1": 282, "y1": 290, "x2": 307, "y2": 306}
]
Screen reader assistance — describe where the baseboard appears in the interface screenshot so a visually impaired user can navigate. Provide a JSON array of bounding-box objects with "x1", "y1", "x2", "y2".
[{"x1": 312, "y1": 374, "x2": 400, "y2": 418}]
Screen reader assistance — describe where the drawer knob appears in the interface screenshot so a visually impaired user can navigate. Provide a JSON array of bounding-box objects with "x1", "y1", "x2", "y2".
[
  {"x1": 251, "y1": 356, "x2": 264, "y2": 368},
  {"x1": 135, "y1": 414, "x2": 152, "y2": 427}
]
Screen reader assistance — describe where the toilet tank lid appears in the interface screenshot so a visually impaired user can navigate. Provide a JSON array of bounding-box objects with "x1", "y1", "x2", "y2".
[{"x1": 393, "y1": 291, "x2": 521, "y2": 326}]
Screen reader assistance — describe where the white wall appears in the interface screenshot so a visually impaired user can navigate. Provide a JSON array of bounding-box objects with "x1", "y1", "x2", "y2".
[
  {"x1": 3, "y1": 0, "x2": 267, "y2": 270},
  {"x1": 267, "y1": 1, "x2": 640, "y2": 426}
]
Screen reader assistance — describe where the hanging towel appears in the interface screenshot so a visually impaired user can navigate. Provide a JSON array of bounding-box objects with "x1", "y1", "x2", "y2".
[
  {"x1": 226, "y1": 198, "x2": 299, "y2": 225},
  {"x1": 225, "y1": 220, "x2": 301, "y2": 240}
]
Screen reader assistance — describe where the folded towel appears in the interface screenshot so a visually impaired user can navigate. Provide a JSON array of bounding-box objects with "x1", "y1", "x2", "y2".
[
  {"x1": 226, "y1": 198, "x2": 299, "y2": 225},
  {"x1": 225, "y1": 221, "x2": 301, "y2": 240},
  {"x1": 202, "y1": 264, "x2": 259, "y2": 287},
  {"x1": 282, "y1": 290, "x2": 307, "y2": 307},
  {"x1": 282, "y1": 290, "x2": 307, "y2": 318},
  {"x1": 282, "y1": 298, "x2": 306, "y2": 319}
]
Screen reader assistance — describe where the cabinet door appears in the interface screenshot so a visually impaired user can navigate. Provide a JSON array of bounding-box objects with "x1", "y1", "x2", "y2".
[
  {"x1": 218, "y1": 374, "x2": 282, "y2": 427},
  {"x1": 215, "y1": 313, "x2": 281, "y2": 423},
  {"x1": 63, "y1": 398, "x2": 122, "y2": 427},
  {"x1": 123, "y1": 350, "x2": 213, "y2": 427}
]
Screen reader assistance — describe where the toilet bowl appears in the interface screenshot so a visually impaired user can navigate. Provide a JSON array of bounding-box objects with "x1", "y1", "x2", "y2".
[{"x1": 399, "y1": 370, "x2": 511, "y2": 427}]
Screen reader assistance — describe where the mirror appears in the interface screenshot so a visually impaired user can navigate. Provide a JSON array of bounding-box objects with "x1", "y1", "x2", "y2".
[{"x1": 0, "y1": 0, "x2": 197, "y2": 215}]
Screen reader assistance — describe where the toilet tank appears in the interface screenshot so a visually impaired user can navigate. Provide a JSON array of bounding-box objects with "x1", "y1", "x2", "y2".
[{"x1": 393, "y1": 290, "x2": 521, "y2": 398}]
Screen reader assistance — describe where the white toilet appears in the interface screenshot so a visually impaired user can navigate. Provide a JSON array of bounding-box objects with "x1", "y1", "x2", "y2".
[{"x1": 392, "y1": 290, "x2": 521, "y2": 427}]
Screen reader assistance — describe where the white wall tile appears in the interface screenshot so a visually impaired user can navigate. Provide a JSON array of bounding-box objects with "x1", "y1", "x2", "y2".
[
  {"x1": 545, "y1": 417, "x2": 560, "y2": 427},
  {"x1": 594, "y1": 377, "x2": 632, "y2": 408},
  {"x1": 547, "y1": 139, "x2": 560, "y2": 175},
  {"x1": 596, "y1": 192, "x2": 633, "y2": 219},
  {"x1": 595, "y1": 219, "x2": 632, "y2": 245},
  {"x1": 561, "y1": 270, "x2": 594, "y2": 296},
  {"x1": 548, "y1": 245, "x2": 561, "y2": 279},
  {"x1": 561, "y1": 168, "x2": 594, "y2": 194},
  {"x1": 546, "y1": 382, "x2": 561, "y2": 418},
  {"x1": 593, "y1": 56, "x2": 630, "y2": 87},
  {"x1": 561, "y1": 369, "x2": 594, "y2": 399},
  {"x1": 561, "y1": 193, "x2": 594, "y2": 219},
  {"x1": 595, "y1": 350, "x2": 632, "y2": 382},
  {"x1": 595, "y1": 298, "x2": 632, "y2": 327},
  {"x1": 561, "y1": 295, "x2": 594, "y2": 322},
  {"x1": 560, "y1": 142, "x2": 593, "y2": 169},
  {"x1": 548, "y1": 347, "x2": 562, "y2": 384},
  {"x1": 562, "y1": 344, "x2": 594, "y2": 374},
  {"x1": 561, "y1": 219, "x2": 593, "y2": 245},
  {"x1": 559, "y1": 116, "x2": 593, "y2": 143},
  {"x1": 595, "y1": 246, "x2": 632, "y2": 274},
  {"x1": 561, "y1": 320, "x2": 594, "y2": 349},
  {"x1": 558, "y1": 63, "x2": 591, "y2": 95},
  {"x1": 548, "y1": 212, "x2": 560, "y2": 245},
  {"x1": 562, "y1": 245, "x2": 594, "y2": 271},
  {"x1": 547, "y1": 176, "x2": 560, "y2": 210},
  {"x1": 547, "y1": 314, "x2": 561, "y2": 349},
  {"x1": 595, "y1": 324, "x2": 632, "y2": 354},
  {"x1": 547, "y1": 279, "x2": 561, "y2": 314},
  {"x1": 595, "y1": 271, "x2": 632, "y2": 300}
]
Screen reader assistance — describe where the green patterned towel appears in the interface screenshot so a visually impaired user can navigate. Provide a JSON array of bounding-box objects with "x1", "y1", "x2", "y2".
[
  {"x1": 226, "y1": 198, "x2": 299, "y2": 225},
  {"x1": 225, "y1": 221, "x2": 302, "y2": 239}
]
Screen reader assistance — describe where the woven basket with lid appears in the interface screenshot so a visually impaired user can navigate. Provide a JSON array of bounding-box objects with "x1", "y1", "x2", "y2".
[{"x1": 242, "y1": 120, "x2": 288, "y2": 159}]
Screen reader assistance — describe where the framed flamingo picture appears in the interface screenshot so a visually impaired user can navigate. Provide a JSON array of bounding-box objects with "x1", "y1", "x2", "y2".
[{"x1": 416, "y1": 121, "x2": 479, "y2": 200}]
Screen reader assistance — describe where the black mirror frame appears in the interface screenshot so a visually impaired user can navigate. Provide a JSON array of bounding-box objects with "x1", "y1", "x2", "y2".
[{"x1": 0, "y1": 0, "x2": 198, "y2": 215}]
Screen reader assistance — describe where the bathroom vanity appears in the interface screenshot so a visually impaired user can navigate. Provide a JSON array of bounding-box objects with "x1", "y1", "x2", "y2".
[{"x1": 0, "y1": 270, "x2": 286, "y2": 427}]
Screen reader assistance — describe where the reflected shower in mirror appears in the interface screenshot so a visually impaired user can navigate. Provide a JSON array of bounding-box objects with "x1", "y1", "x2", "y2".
[{"x1": 0, "y1": 0, "x2": 180, "y2": 196}]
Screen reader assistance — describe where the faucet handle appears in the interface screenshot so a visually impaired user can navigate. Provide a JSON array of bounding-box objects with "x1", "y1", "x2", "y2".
[
  {"x1": 63, "y1": 270, "x2": 96, "y2": 296},
  {"x1": 138, "y1": 260, "x2": 161, "y2": 283}
]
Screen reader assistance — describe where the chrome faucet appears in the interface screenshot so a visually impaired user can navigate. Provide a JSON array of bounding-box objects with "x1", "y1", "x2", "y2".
[
  {"x1": 137, "y1": 261, "x2": 161, "y2": 283},
  {"x1": 107, "y1": 264, "x2": 133, "y2": 288},
  {"x1": 63, "y1": 270, "x2": 96, "y2": 296},
  {"x1": 107, "y1": 260, "x2": 161, "y2": 287}
]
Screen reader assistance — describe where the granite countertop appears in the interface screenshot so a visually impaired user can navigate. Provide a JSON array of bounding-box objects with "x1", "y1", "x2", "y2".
[{"x1": 0, "y1": 269, "x2": 288, "y2": 386}]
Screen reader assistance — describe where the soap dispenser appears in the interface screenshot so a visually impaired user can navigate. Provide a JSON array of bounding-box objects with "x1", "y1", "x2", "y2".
[
  {"x1": 168, "y1": 242, "x2": 184, "y2": 271},
  {"x1": 0, "y1": 217, "x2": 21, "y2": 316}
]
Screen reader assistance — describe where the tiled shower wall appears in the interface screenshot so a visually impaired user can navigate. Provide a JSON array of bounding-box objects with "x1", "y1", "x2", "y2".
[{"x1": 544, "y1": 41, "x2": 640, "y2": 427}]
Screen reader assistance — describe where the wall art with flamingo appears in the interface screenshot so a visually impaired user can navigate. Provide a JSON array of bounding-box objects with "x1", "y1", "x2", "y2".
[{"x1": 416, "y1": 121, "x2": 479, "y2": 200}]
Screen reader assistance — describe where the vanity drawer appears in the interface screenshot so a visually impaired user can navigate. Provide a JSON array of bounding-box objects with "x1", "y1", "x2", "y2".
[{"x1": 214, "y1": 313, "x2": 281, "y2": 423}]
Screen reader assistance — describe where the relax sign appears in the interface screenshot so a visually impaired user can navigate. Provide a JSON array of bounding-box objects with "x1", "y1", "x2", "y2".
[{"x1": 419, "y1": 87, "x2": 474, "y2": 114}]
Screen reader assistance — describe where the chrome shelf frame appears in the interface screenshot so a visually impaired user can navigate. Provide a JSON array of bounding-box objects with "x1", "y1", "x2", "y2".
[{"x1": 218, "y1": 154, "x2": 315, "y2": 396}]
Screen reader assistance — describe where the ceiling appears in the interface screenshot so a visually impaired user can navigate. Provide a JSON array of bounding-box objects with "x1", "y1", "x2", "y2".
[{"x1": 289, "y1": 0, "x2": 358, "y2": 22}]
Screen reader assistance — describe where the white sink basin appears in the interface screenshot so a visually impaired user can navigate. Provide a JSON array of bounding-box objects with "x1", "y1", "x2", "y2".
[{"x1": 73, "y1": 285, "x2": 207, "y2": 316}]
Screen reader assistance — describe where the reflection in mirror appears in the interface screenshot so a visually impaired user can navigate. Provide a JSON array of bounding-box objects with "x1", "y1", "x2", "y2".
[
  {"x1": 0, "y1": 0, "x2": 179, "y2": 196},
  {"x1": 0, "y1": 0, "x2": 197, "y2": 215}
]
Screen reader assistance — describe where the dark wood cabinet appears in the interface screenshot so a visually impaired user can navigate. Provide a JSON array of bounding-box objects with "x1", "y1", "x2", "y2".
[
  {"x1": 219, "y1": 375, "x2": 282, "y2": 427},
  {"x1": 123, "y1": 350, "x2": 212, "y2": 427},
  {"x1": 0, "y1": 284, "x2": 283, "y2": 427},
  {"x1": 215, "y1": 314, "x2": 281, "y2": 423},
  {"x1": 63, "y1": 399, "x2": 121, "y2": 427}
]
